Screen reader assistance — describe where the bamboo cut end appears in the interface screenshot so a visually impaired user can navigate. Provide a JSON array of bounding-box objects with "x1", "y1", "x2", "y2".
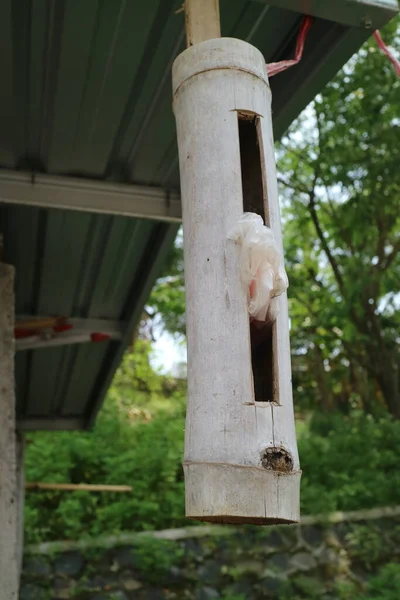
[
  {"x1": 184, "y1": 462, "x2": 301, "y2": 525},
  {"x1": 187, "y1": 515, "x2": 296, "y2": 525},
  {"x1": 172, "y1": 37, "x2": 269, "y2": 99}
]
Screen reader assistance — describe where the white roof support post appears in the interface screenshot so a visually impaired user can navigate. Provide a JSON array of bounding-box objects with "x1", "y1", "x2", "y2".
[
  {"x1": 173, "y1": 0, "x2": 300, "y2": 524},
  {"x1": 0, "y1": 264, "x2": 23, "y2": 597}
]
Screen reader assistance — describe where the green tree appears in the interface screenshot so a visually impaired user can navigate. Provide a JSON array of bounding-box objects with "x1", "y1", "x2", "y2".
[
  {"x1": 145, "y1": 229, "x2": 186, "y2": 338},
  {"x1": 278, "y1": 20, "x2": 399, "y2": 416},
  {"x1": 139, "y1": 22, "x2": 400, "y2": 417},
  {"x1": 25, "y1": 342, "x2": 187, "y2": 543}
]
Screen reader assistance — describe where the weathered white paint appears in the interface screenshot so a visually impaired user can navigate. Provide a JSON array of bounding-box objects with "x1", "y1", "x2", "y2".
[
  {"x1": 173, "y1": 38, "x2": 300, "y2": 523},
  {"x1": 0, "y1": 263, "x2": 20, "y2": 597}
]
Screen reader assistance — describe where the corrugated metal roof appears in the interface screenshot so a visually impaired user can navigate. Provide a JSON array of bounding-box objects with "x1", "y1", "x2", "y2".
[
  {"x1": 7, "y1": 204, "x2": 177, "y2": 429},
  {"x1": 4, "y1": 204, "x2": 177, "y2": 429},
  {"x1": 0, "y1": 0, "x2": 397, "y2": 429}
]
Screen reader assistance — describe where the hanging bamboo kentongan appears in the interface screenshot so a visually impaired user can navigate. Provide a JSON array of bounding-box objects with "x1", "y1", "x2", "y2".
[{"x1": 172, "y1": 1, "x2": 301, "y2": 525}]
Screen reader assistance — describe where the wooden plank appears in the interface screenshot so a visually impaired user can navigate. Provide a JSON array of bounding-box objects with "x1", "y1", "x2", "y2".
[
  {"x1": 0, "y1": 263, "x2": 19, "y2": 598},
  {"x1": 185, "y1": 0, "x2": 221, "y2": 47},
  {"x1": 26, "y1": 483, "x2": 132, "y2": 492}
]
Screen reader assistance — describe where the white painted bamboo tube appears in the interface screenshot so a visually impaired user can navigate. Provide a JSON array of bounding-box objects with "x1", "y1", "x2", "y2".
[{"x1": 173, "y1": 38, "x2": 300, "y2": 524}]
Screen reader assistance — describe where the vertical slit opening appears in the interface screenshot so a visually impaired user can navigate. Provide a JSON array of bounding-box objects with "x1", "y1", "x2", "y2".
[{"x1": 238, "y1": 114, "x2": 275, "y2": 404}]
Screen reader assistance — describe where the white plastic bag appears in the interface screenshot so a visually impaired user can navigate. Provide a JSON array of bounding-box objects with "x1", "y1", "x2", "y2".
[{"x1": 228, "y1": 212, "x2": 289, "y2": 322}]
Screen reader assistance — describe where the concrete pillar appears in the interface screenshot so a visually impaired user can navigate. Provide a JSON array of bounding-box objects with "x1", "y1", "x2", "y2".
[
  {"x1": 0, "y1": 263, "x2": 23, "y2": 598},
  {"x1": 17, "y1": 433, "x2": 25, "y2": 581}
]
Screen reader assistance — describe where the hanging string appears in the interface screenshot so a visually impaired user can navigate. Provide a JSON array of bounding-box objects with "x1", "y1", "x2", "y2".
[
  {"x1": 266, "y1": 17, "x2": 400, "y2": 80},
  {"x1": 373, "y1": 30, "x2": 400, "y2": 78},
  {"x1": 267, "y1": 16, "x2": 313, "y2": 78}
]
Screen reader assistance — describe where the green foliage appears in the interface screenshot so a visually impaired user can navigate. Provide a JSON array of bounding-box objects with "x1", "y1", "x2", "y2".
[
  {"x1": 346, "y1": 525, "x2": 384, "y2": 569},
  {"x1": 279, "y1": 574, "x2": 327, "y2": 600},
  {"x1": 335, "y1": 563, "x2": 400, "y2": 600},
  {"x1": 113, "y1": 339, "x2": 164, "y2": 396},
  {"x1": 25, "y1": 343, "x2": 187, "y2": 544},
  {"x1": 357, "y1": 563, "x2": 400, "y2": 600},
  {"x1": 299, "y1": 412, "x2": 400, "y2": 514},
  {"x1": 278, "y1": 18, "x2": 400, "y2": 416},
  {"x1": 26, "y1": 399, "x2": 400, "y2": 543},
  {"x1": 24, "y1": 21, "x2": 400, "y2": 548},
  {"x1": 146, "y1": 230, "x2": 186, "y2": 338},
  {"x1": 335, "y1": 579, "x2": 359, "y2": 600},
  {"x1": 132, "y1": 536, "x2": 184, "y2": 581},
  {"x1": 278, "y1": 564, "x2": 400, "y2": 600},
  {"x1": 140, "y1": 20, "x2": 400, "y2": 417}
]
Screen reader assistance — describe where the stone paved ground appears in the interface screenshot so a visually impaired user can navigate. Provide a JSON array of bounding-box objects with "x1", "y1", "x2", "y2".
[{"x1": 21, "y1": 507, "x2": 400, "y2": 599}]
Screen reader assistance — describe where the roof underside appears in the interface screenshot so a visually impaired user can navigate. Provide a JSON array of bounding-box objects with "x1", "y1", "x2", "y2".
[{"x1": 0, "y1": 0, "x2": 397, "y2": 430}]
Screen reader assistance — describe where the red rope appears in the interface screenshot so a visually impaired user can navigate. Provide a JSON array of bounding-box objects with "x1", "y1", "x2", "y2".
[
  {"x1": 266, "y1": 18, "x2": 399, "y2": 80},
  {"x1": 267, "y1": 16, "x2": 313, "y2": 77},
  {"x1": 373, "y1": 30, "x2": 400, "y2": 78}
]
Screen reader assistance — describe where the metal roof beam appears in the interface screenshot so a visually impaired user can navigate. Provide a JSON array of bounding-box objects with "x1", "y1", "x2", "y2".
[
  {"x1": 17, "y1": 418, "x2": 84, "y2": 431},
  {"x1": 250, "y1": 0, "x2": 398, "y2": 29},
  {"x1": 15, "y1": 317, "x2": 125, "y2": 352},
  {"x1": 0, "y1": 170, "x2": 182, "y2": 223}
]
